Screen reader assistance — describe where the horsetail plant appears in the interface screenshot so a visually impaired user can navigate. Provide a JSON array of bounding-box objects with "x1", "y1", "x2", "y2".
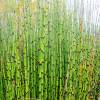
[{"x1": 0, "y1": 0, "x2": 100, "y2": 100}]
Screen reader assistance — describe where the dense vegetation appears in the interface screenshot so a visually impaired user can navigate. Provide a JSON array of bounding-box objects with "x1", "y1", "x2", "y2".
[{"x1": 0, "y1": 0, "x2": 100, "y2": 100}]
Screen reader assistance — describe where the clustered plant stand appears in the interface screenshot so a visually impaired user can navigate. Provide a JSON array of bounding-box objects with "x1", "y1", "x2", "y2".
[{"x1": 0, "y1": 0, "x2": 100, "y2": 100}]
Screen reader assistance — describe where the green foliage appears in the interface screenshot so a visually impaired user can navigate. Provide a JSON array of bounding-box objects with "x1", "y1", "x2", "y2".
[{"x1": 0, "y1": 0, "x2": 100, "y2": 100}]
